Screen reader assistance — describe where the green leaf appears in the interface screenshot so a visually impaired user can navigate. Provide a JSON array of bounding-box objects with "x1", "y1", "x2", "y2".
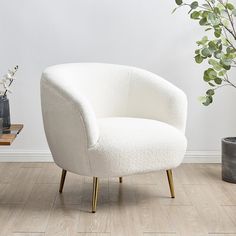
[
  {"x1": 223, "y1": 64, "x2": 231, "y2": 70},
  {"x1": 201, "y1": 36, "x2": 208, "y2": 44},
  {"x1": 218, "y1": 70, "x2": 227, "y2": 76},
  {"x1": 213, "y1": 7, "x2": 220, "y2": 15},
  {"x1": 208, "y1": 68, "x2": 217, "y2": 78},
  {"x1": 201, "y1": 48, "x2": 212, "y2": 57},
  {"x1": 175, "y1": 0, "x2": 183, "y2": 5},
  {"x1": 206, "y1": 89, "x2": 215, "y2": 96},
  {"x1": 214, "y1": 51, "x2": 223, "y2": 59},
  {"x1": 217, "y1": 41, "x2": 223, "y2": 50},
  {"x1": 202, "y1": 11, "x2": 209, "y2": 18},
  {"x1": 199, "y1": 17, "x2": 207, "y2": 25},
  {"x1": 216, "y1": 2, "x2": 224, "y2": 11},
  {"x1": 220, "y1": 58, "x2": 232, "y2": 66},
  {"x1": 226, "y1": 47, "x2": 232, "y2": 54},
  {"x1": 195, "y1": 54, "x2": 203, "y2": 63},
  {"x1": 190, "y1": 1, "x2": 199, "y2": 9},
  {"x1": 226, "y1": 47, "x2": 236, "y2": 53},
  {"x1": 221, "y1": 36, "x2": 228, "y2": 46},
  {"x1": 222, "y1": 19, "x2": 229, "y2": 27},
  {"x1": 214, "y1": 28, "x2": 222, "y2": 37},
  {"x1": 202, "y1": 4, "x2": 210, "y2": 9},
  {"x1": 226, "y1": 3, "x2": 234, "y2": 10},
  {"x1": 198, "y1": 96, "x2": 207, "y2": 103},
  {"x1": 208, "y1": 58, "x2": 222, "y2": 70},
  {"x1": 208, "y1": 59, "x2": 218, "y2": 65},
  {"x1": 204, "y1": 68, "x2": 217, "y2": 81},
  {"x1": 214, "y1": 77, "x2": 222, "y2": 84},
  {"x1": 203, "y1": 96, "x2": 213, "y2": 106},
  {"x1": 208, "y1": 13, "x2": 220, "y2": 26},
  {"x1": 208, "y1": 41, "x2": 218, "y2": 51},
  {"x1": 196, "y1": 36, "x2": 208, "y2": 45},
  {"x1": 205, "y1": 27, "x2": 212, "y2": 31},
  {"x1": 208, "y1": 82, "x2": 215, "y2": 87},
  {"x1": 190, "y1": 11, "x2": 200, "y2": 19}
]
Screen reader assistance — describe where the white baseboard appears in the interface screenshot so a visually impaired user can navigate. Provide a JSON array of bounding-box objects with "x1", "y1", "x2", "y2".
[
  {"x1": 184, "y1": 151, "x2": 221, "y2": 163},
  {"x1": 0, "y1": 150, "x2": 221, "y2": 163},
  {"x1": 0, "y1": 150, "x2": 53, "y2": 162}
]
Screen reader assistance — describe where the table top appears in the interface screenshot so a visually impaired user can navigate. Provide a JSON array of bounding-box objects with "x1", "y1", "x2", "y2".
[{"x1": 0, "y1": 124, "x2": 23, "y2": 145}]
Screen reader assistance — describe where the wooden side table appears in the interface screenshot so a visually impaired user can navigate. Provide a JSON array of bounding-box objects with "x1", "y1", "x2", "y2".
[{"x1": 0, "y1": 124, "x2": 23, "y2": 145}]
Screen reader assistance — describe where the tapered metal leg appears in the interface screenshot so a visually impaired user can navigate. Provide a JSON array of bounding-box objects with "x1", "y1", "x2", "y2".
[
  {"x1": 92, "y1": 177, "x2": 99, "y2": 213},
  {"x1": 166, "y1": 169, "x2": 175, "y2": 198},
  {"x1": 59, "y1": 169, "x2": 67, "y2": 193},
  {"x1": 119, "y1": 177, "x2": 123, "y2": 183}
]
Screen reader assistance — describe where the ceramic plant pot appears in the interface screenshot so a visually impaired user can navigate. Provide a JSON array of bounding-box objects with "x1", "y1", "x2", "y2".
[{"x1": 222, "y1": 137, "x2": 236, "y2": 183}]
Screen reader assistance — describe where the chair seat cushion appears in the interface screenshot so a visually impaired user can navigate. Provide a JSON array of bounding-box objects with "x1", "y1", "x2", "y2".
[{"x1": 88, "y1": 117, "x2": 187, "y2": 177}]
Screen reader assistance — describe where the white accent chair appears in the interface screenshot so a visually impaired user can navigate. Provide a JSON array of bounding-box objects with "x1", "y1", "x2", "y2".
[{"x1": 41, "y1": 63, "x2": 187, "y2": 213}]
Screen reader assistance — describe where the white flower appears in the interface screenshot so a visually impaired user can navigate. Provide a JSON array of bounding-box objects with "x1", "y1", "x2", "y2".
[
  {"x1": 5, "y1": 73, "x2": 13, "y2": 80},
  {"x1": 0, "y1": 65, "x2": 18, "y2": 96}
]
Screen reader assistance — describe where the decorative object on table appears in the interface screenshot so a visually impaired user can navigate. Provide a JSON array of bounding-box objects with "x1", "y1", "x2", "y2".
[
  {"x1": 0, "y1": 118, "x2": 3, "y2": 130},
  {"x1": 0, "y1": 65, "x2": 18, "y2": 129},
  {"x1": 174, "y1": 0, "x2": 236, "y2": 183},
  {"x1": 41, "y1": 63, "x2": 187, "y2": 213}
]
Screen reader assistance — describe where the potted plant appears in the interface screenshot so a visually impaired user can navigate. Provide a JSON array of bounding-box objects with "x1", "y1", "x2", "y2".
[
  {"x1": 174, "y1": 0, "x2": 236, "y2": 183},
  {"x1": 0, "y1": 65, "x2": 18, "y2": 129}
]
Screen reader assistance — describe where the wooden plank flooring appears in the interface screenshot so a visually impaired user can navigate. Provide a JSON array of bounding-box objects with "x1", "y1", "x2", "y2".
[{"x1": 0, "y1": 163, "x2": 236, "y2": 236}]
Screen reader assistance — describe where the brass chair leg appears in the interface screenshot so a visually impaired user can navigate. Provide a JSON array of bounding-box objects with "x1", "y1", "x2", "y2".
[
  {"x1": 119, "y1": 177, "x2": 123, "y2": 183},
  {"x1": 166, "y1": 169, "x2": 175, "y2": 198},
  {"x1": 92, "y1": 177, "x2": 99, "y2": 213},
  {"x1": 59, "y1": 169, "x2": 67, "y2": 193}
]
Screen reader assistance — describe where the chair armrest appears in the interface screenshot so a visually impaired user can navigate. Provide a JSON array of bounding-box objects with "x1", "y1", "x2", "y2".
[
  {"x1": 41, "y1": 76, "x2": 99, "y2": 148},
  {"x1": 129, "y1": 68, "x2": 187, "y2": 132}
]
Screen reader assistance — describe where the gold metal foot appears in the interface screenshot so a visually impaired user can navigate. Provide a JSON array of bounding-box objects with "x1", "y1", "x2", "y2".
[
  {"x1": 166, "y1": 169, "x2": 175, "y2": 198},
  {"x1": 92, "y1": 177, "x2": 99, "y2": 213},
  {"x1": 119, "y1": 177, "x2": 123, "y2": 183},
  {"x1": 59, "y1": 169, "x2": 67, "y2": 193}
]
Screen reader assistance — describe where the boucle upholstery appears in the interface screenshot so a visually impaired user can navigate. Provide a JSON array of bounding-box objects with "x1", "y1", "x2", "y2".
[{"x1": 41, "y1": 63, "x2": 187, "y2": 177}]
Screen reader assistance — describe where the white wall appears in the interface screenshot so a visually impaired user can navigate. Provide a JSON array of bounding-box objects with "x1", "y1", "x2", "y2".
[{"x1": 0, "y1": 0, "x2": 236, "y2": 159}]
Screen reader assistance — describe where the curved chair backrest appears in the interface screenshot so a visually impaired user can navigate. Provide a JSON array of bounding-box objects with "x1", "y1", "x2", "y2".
[{"x1": 41, "y1": 63, "x2": 186, "y2": 123}]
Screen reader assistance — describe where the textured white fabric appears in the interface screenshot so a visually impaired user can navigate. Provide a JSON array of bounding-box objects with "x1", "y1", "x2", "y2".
[
  {"x1": 41, "y1": 63, "x2": 187, "y2": 177},
  {"x1": 89, "y1": 118, "x2": 187, "y2": 177}
]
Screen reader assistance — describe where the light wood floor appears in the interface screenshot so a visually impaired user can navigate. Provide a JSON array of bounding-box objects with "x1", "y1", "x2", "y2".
[{"x1": 0, "y1": 163, "x2": 236, "y2": 236}]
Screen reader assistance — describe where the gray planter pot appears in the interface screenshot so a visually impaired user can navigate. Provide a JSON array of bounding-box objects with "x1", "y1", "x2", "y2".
[
  {"x1": 222, "y1": 137, "x2": 236, "y2": 183},
  {"x1": 0, "y1": 95, "x2": 11, "y2": 129}
]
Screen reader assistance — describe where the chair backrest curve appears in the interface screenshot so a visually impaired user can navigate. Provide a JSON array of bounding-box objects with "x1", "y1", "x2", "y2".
[
  {"x1": 42, "y1": 63, "x2": 134, "y2": 118},
  {"x1": 42, "y1": 62, "x2": 181, "y2": 120}
]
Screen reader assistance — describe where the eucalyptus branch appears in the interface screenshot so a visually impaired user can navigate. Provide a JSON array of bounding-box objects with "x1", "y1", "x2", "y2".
[
  {"x1": 174, "y1": 0, "x2": 236, "y2": 105},
  {"x1": 213, "y1": 83, "x2": 231, "y2": 90},
  {"x1": 225, "y1": 74, "x2": 236, "y2": 88},
  {"x1": 218, "y1": 0, "x2": 236, "y2": 38},
  {"x1": 222, "y1": 23, "x2": 236, "y2": 40},
  {"x1": 221, "y1": 26, "x2": 236, "y2": 50},
  {"x1": 220, "y1": 0, "x2": 236, "y2": 37}
]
